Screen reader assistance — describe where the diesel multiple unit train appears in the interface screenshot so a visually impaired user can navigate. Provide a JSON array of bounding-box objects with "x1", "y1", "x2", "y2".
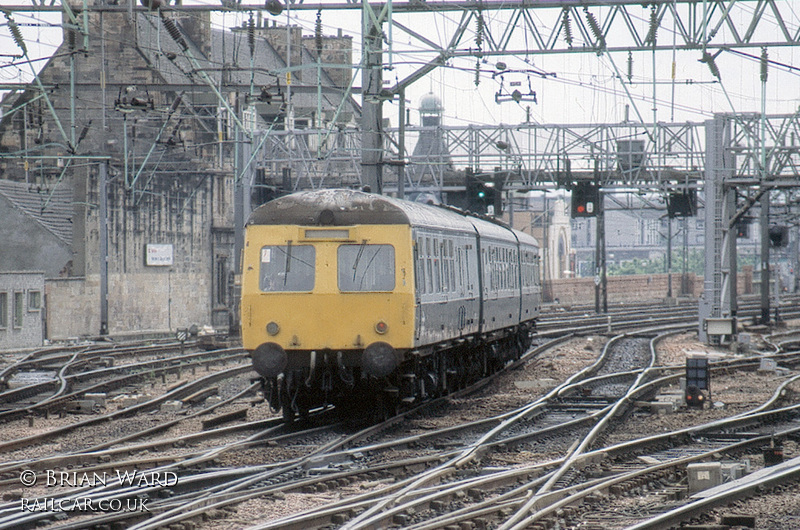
[{"x1": 241, "y1": 189, "x2": 542, "y2": 421}]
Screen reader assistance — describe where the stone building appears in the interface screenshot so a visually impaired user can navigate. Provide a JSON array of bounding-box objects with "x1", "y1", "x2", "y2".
[
  {"x1": 405, "y1": 93, "x2": 454, "y2": 193},
  {"x1": 0, "y1": 3, "x2": 356, "y2": 341},
  {"x1": 502, "y1": 194, "x2": 573, "y2": 301},
  {"x1": 0, "y1": 272, "x2": 45, "y2": 350}
]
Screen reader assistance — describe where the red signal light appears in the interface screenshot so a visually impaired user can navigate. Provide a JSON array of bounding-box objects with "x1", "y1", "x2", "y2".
[{"x1": 571, "y1": 183, "x2": 599, "y2": 218}]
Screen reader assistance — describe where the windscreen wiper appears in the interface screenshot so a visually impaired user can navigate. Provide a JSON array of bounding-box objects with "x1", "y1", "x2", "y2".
[
  {"x1": 352, "y1": 239, "x2": 367, "y2": 282},
  {"x1": 283, "y1": 241, "x2": 292, "y2": 286}
]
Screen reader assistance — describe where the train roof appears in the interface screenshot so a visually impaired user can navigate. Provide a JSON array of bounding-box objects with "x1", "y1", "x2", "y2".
[
  {"x1": 247, "y1": 189, "x2": 467, "y2": 229},
  {"x1": 247, "y1": 189, "x2": 539, "y2": 248}
]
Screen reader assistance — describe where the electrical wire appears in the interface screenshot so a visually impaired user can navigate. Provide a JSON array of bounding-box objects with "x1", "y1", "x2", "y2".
[{"x1": 4, "y1": 2, "x2": 800, "y2": 138}]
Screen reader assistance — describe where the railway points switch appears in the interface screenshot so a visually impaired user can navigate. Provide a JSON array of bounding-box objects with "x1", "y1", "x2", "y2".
[
  {"x1": 84, "y1": 393, "x2": 107, "y2": 408},
  {"x1": 687, "y1": 462, "x2": 722, "y2": 493},
  {"x1": 62, "y1": 400, "x2": 99, "y2": 414},
  {"x1": 160, "y1": 400, "x2": 183, "y2": 412}
]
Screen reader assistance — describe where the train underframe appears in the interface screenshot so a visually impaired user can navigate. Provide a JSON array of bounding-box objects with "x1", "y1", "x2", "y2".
[{"x1": 258, "y1": 323, "x2": 535, "y2": 423}]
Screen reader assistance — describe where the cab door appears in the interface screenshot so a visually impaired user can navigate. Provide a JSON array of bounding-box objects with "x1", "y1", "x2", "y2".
[{"x1": 413, "y1": 236, "x2": 422, "y2": 343}]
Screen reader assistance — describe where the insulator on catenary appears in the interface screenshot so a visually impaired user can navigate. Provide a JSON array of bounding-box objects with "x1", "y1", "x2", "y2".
[
  {"x1": 475, "y1": 11, "x2": 484, "y2": 56},
  {"x1": 68, "y1": 28, "x2": 77, "y2": 51},
  {"x1": 474, "y1": 59, "x2": 481, "y2": 87},
  {"x1": 169, "y1": 94, "x2": 183, "y2": 114},
  {"x1": 77, "y1": 121, "x2": 91, "y2": 145},
  {"x1": 315, "y1": 10, "x2": 323, "y2": 59},
  {"x1": 248, "y1": 14, "x2": 255, "y2": 57},
  {"x1": 761, "y1": 47, "x2": 768, "y2": 83},
  {"x1": 700, "y1": 51, "x2": 721, "y2": 80},
  {"x1": 160, "y1": 12, "x2": 188, "y2": 51},
  {"x1": 627, "y1": 51, "x2": 633, "y2": 82},
  {"x1": 583, "y1": 7, "x2": 605, "y2": 51},
  {"x1": 562, "y1": 8, "x2": 573, "y2": 48},
  {"x1": 3, "y1": 10, "x2": 28, "y2": 56},
  {"x1": 645, "y1": 4, "x2": 659, "y2": 46}
]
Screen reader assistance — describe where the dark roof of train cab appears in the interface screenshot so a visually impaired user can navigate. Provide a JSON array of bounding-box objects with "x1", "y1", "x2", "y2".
[
  {"x1": 247, "y1": 189, "x2": 539, "y2": 249},
  {"x1": 248, "y1": 189, "x2": 469, "y2": 229}
]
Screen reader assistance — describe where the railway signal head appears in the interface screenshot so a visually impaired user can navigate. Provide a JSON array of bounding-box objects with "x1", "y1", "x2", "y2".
[
  {"x1": 666, "y1": 190, "x2": 697, "y2": 218},
  {"x1": 570, "y1": 182, "x2": 599, "y2": 218},
  {"x1": 685, "y1": 385, "x2": 705, "y2": 408},
  {"x1": 465, "y1": 170, "x2": 497, "y2": 214},
  {"x1": 769, "y1": 225, "x2": 789, "y2": 247},
  {"x1": 685, "y1": 357, "x2": 710, "y2": 409}
]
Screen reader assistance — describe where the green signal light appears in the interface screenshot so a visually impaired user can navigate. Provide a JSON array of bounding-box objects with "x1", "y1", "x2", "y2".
[{"x1": 477, "y1": 191, "x2": 486, "y2": 198}]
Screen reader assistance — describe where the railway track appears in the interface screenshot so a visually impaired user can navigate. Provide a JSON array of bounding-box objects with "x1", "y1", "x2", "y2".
[{"x1": 1, "y1": 300, "x2": 800, "y2": 528}]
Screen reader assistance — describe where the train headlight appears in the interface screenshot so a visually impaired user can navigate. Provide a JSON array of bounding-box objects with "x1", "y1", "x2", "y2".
[
  {"x1": 266, "y1": 322, "x2": 280, "y2": 336},
  {"x1": 375, "y1": 321, "x2": 388, "y2": 335},
  {"x1": 363, "y1": 341, "x2": 396, "y2": 377},
  {"x1": 251, "y1": 342, "x2": 287, "y2": 378}
]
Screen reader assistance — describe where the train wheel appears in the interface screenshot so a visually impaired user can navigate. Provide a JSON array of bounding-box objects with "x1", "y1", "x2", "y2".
[
  {"x1": 280, "y1": 378, "x2": 295, "y2": 423},
  {"x1": 441, "y1": 356, "x2": 455, "y2": 395},
  {"x1": 282, "y1": 404, "x2": 294, "y2": 423},
  {"x1": 297, "y1": 388, "x2": 310, "y2": 421},
  {"x1": 377, "y1": 389, "x2": 400, "y2": 422}
]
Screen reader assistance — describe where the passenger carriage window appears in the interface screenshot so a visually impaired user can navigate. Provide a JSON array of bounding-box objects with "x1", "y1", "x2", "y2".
[
  {"x1": 449, "y1": 255, "x2": 456, "y2": 292},
  {"x1": 456, "y1": 247, "x2": 463, "y2": 293},
  {"x1": 442, "y1": 256, "x2": 450, "y2": 292},
  {"x1": 259, "y1": 244, "x2": 316, "y2": 292},
  {"x1": 494, "y1": 248, "x2": 499, "y2": 291},
  {"x1": 482, "y1": 249, "x2": 489, "y2": 292},
  {"x1": 416, "y1": 239, "x2": 425, "y2": 294},
  {"x1": 501, "y1": 249, "x2": 506, "y2": 290},
  {"x1": 439, "y1": 242, "x2": 446, "y2": 293},
  {"x1": 338, "y1": 244, "x2": 395, "y2": 292},
  {"x1": 425, "y1": 258, "x2": 431, "y2": 293},
  {"x1": 522, "y1": 252, "x2": 529, "y2": 287},
  {"x1": 465, "y1": 250, "x2": 472, "y2": 292},
  {"x1": 434, "y1": 256, "x2": 441, "y2": 293},
  {"x1": 525, "y1": 256, "x2": 530, "y2": 287},
  {"x1": 490, "y1": 248, "x2": 496, "y2": 291}
]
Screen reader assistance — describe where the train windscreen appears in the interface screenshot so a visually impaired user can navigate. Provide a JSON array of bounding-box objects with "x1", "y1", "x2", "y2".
[
  {"x1": 337, "y1": 244, "x2": 395, "y2": 292},
  {"x1": 259, "y1": 244, "x2": 316, "y2": 292}
]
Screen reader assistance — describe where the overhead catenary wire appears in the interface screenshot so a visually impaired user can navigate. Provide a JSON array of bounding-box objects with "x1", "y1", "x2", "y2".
[
  {"x1": 2, "y1": 9, "x2": 73, "y2": 152},
  {"x1": 1, "y1": 0, "x2": 799, "y2": 180}
]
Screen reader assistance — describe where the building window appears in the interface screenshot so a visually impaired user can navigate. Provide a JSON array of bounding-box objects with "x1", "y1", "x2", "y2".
[
  {"x1": 0, "y1": 293, "x2": 7, "y2": 328},
  {"x1": 28, "y1": 290, "x2": 41, "y2": 312},
  {"x1": 13, "y1": 292, "x2": 24, "y2": 328},
  {"x1": 215, "y1": 256, "x2": 228, "y2": 306}
]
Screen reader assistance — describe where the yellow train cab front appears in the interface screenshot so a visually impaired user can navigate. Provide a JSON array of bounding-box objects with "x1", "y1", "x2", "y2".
[{"x1": 241, "y1": 223, "x2": 416, "y2": 377}]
